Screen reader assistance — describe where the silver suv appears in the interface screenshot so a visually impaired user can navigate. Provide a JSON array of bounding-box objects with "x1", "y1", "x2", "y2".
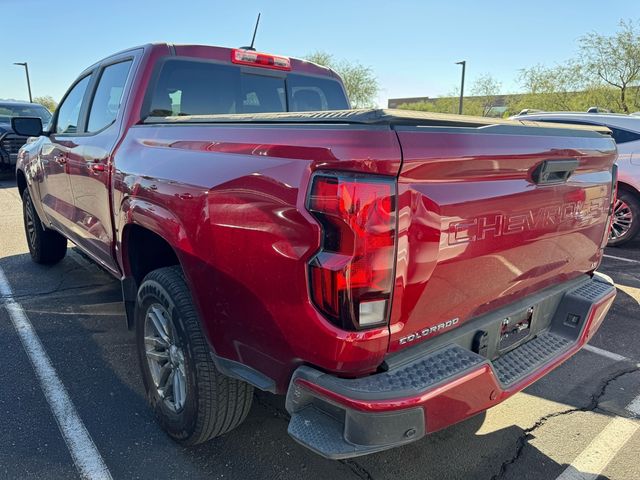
[{"x1": 513, "y1": 110, "x2": 640, "y2": 246}]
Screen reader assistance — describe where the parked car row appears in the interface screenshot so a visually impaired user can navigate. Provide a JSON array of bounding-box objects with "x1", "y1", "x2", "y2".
[
  {"x1": 513, "y1": 110, "x2": 640, "y2": 246},
  {"x1": 0, "y1": 101, "x2": 51, "y2": 173}
]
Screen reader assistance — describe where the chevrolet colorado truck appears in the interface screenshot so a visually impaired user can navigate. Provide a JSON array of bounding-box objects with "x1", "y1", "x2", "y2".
[{"x1": 13, "y1": 43, "x2": 617, "y2": 459}]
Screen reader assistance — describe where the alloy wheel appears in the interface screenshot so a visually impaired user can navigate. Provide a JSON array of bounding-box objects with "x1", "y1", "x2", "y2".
[
  {"x1": 144, "y1": 303, "x2": 187, "y2": 412},
  {"x1": 24, "y1": 195, "x2": 37, "y2": 248},
  {"x1": 610, "y1": 198, "x2": 633, "y2": 241}
]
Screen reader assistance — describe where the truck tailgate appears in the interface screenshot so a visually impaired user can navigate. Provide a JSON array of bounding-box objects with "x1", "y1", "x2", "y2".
[{"x1": 388, "y1": 124, "x2": 616, "y2": 352}]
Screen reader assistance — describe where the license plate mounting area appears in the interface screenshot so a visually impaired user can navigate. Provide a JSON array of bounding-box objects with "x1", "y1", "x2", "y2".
[{"x1": 498, "y1": 306, "x2": 535, "y2": 352}]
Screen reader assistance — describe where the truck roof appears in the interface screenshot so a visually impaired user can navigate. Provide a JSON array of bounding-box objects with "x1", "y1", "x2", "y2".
[{"x1": 84, "y1": 42, "x2": 339, "y2": 80}]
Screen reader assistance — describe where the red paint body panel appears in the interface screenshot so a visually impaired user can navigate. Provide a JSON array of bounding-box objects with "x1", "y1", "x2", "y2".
[
  {"x1": 389, "y1": 129, "x2": 616, "y2": 352},
  {"x1": 16, "y1": 42, "x2": 617, "y2": 404}
]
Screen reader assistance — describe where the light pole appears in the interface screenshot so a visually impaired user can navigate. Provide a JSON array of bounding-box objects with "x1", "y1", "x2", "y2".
[
  {"x1": 13, "y1": 62, "x2": 32, "y2": 103},
  {"x1": 455, "y1": 60, "x2": 466, "y2": 115}
]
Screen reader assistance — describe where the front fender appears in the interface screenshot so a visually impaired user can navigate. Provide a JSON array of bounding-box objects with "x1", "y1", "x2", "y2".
[{"x1": 16, "y1": 139, "x2": 49, "y2": 227}]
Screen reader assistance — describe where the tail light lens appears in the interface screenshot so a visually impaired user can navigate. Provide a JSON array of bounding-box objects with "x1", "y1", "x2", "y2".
[{"x1": 307, "y1": 173, "x2": 397, "y2": 330}]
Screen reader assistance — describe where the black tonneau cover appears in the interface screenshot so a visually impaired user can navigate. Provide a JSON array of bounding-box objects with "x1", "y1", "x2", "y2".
[{"x1": 143, "y1": 108, "x2": 611, "y2": 137}]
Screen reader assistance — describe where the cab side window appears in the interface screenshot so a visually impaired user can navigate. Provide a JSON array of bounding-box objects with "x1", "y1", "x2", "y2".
[
  {"x1": 56, "y1": 75, "x2": 92, "y2": 134},
  {"x1": 87, "y1": 61, "x2": 132, "y2": 133}
]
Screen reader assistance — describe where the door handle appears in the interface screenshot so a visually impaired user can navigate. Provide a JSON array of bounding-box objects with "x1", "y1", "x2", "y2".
[
  {"x1": 90, "y1": 163, "x2": 105, "y2": 173},
  {"x1": 532, "y1": 159, "x2": 579, "y2": 185}
]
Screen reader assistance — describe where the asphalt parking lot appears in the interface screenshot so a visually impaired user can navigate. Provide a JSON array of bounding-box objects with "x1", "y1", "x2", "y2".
[{"x1": 0, "y1": 176, "x2": 639, "y2": 480}]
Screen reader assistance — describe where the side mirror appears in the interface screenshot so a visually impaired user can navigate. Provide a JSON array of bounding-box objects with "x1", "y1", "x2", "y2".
[{"x1": 11, "y1": 117, "x2": 44, "y2": 137}]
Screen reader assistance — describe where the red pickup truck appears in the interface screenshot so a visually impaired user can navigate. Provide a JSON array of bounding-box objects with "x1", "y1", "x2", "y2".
[{"x1": 14, "y1": 43, "x2": 617, "y2": 459}]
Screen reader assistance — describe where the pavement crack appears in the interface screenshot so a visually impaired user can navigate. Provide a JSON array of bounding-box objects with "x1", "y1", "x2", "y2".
[
  {"x1": 489, "y1": 407, "x2": 578, "y2": 480},
  {"x1": 339, "y1": 459, "x2": 375, "y2": 480},
  {"x1": 0, "y1": 282, "x2": 112, "y2": 302},
  {"x1": 491, "y1": 364, "x2": 640, "y2": 480}
]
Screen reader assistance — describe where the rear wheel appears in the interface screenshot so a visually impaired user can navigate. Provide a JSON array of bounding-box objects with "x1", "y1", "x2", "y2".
[
  {"x1": 136, "y1": 266, "x2": 254, "y2": 445},
  {"x1": 22, "y1": 189, "x2": 67, "y2": 264},
  {"x1": 608, "y1": 190, "x2": 640, "y2": 247}
]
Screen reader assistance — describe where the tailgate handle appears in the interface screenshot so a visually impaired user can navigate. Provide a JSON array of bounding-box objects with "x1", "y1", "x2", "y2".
[{"x1": 532, "y1": 159, "x2": 579, "y2": 185}]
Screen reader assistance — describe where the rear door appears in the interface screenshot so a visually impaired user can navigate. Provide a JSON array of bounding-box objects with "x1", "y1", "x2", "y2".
[
  {"x1": 388, "y1": 124, "x2": 616, "y2": 352},
  {"x1": 38, "y1": 73, "x2": 93, "y2": 236},
  {"x1": 65, "y1": 55, "x2": 135, "y2": 274}
]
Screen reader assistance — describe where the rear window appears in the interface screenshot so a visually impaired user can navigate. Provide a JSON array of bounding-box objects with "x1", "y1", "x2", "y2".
[{"x1": 144, "y1": 58, "x2": 349, "y2": 119}]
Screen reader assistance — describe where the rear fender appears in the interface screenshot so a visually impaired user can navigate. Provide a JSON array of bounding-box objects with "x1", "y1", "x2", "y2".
[
  {"x1": 117, "y1": 196, "x2": 195, "y2": 326},
  {"x1": 118, "y1": 196, "x2": 194, "y2": 273}
]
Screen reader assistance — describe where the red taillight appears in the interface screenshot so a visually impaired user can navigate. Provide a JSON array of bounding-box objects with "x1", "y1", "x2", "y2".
[
  {"x1": 231, "y1": 49, "x2": 291, "y2": 70},
  {"x1": 307, "y1": 173, "x2": 397, "y2": 330}
]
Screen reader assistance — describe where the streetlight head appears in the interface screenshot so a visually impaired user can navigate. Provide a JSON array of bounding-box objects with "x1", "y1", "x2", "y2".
[
  {"x1": 455, "y1": 60, "x2": 466, "y2": 65},
  {"x1": 13, "y1": 62, "x2": 26, "y2": 66}
]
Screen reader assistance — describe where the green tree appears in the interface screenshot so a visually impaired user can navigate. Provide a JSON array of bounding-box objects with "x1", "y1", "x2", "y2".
[
  {"x1": 579, "y1": 20, "x2": 640, "y2": 113},
  {"x1": 471, "y1": 74, "x2": 502, "y2": 116},
  {"x1": 33, "y1": 95, "x2": 57, "y2": 113},
  {"x1": 515, "y1": 63, "x2": 587, "y2": 111},
  {"x1": 305, "y1": 51, "x2": 379, "y2": 108}
]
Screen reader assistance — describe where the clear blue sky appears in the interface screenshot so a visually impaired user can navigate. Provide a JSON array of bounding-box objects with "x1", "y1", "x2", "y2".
[{"x1": 2, "y1": 0, "x2": 637, "y2": 107}]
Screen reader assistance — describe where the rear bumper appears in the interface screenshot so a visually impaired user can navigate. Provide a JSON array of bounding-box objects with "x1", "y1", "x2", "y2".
[{"x1": 285, "y1": 275, "x2": 616, "y2": 459}]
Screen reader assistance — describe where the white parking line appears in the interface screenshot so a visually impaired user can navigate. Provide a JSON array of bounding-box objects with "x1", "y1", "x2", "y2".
[
  {"x1": 555, "y1": 410, "x2": 639, "y2": 480},
  {"x1": 628, "y1": 396, "x2": 640, "y2": 417},
  {"x1": 0, "y1": 267, "x2": 112, "y2": 480},
  {"x1": 583, "y1": 344, "x2": 631, "y2": 363},
  {"x1": 602, "y1": 253, "x2": 640, "y2": 264}
]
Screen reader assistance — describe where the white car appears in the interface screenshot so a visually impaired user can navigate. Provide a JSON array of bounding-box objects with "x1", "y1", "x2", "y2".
[{"x1": 513, "y1": 110, "x2": 640, "y2": 246}]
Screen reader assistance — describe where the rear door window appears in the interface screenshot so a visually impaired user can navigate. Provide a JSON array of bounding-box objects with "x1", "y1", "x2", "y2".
[
  {"x1": 145, "y1": 58, "x2": 348, "y2": 118},
  {"x1": 87, "y1": 60, "x2": 132, "y2": 133}
]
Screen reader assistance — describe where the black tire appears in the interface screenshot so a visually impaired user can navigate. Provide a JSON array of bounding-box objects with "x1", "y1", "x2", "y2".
[
  {"x1": 608, "y1": 189, "x2": 640, "y2": 247},
  {"x1": 135, "y1": 266, "x2": 254, "y2": 445},
  {"x1": 22, "y1": 189, "x2": 67, "y2": 264}
]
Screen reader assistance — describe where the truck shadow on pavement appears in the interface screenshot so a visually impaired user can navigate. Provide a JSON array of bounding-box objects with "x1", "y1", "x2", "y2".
[
  {"x1": 0, "y1": 174, "x2": 16, "y2": 186},
  {"x1": 0, "y1": 250, "x2": 620, "y2": 479}
]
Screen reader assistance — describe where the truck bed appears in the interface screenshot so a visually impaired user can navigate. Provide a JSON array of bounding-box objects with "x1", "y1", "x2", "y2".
[
  {"x1": 123, "y1": 112, "x2": 616, "y2": 364},
  {"x1": 143, "y1": 108, "x2": 612, "y2": 134}
]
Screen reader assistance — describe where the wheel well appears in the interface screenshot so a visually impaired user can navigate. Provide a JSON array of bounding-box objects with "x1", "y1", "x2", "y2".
[
  {"x1": 617, "y1": 181, "x2": 639, "y2": 198},
  {"x1": 16, "y1": 170, "x2": 27, "y2": 199},
  {"x1": 124, "y1": 225, "x2": 180, "y2": 285}
]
